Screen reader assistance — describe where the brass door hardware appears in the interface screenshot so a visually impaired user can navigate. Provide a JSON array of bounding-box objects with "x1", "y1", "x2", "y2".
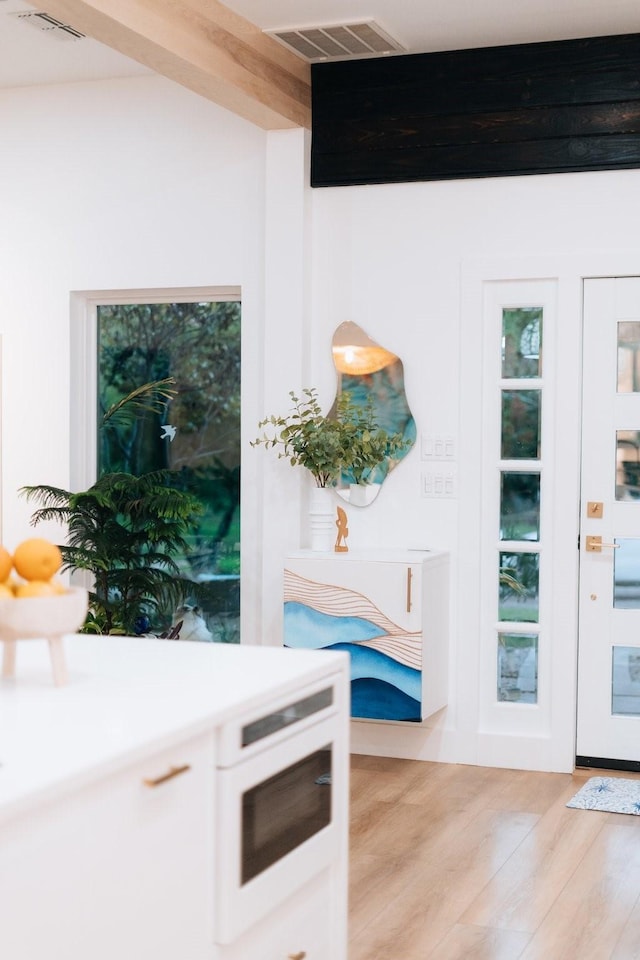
[
  {"x1": 406, "y1": 567, "x2": 413, "y2": 612},
  {"x1": 587, "y1": 501, "x2": 604, "y2": 518},
  {"x1": 585, "y1": 535, "x2": 620, "y2": 553}
]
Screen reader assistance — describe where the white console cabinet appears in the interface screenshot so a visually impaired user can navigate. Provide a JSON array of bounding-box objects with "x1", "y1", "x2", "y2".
[
  {"x1": 0, "y1": 636, "x2": 349, "y2": 960},
  {"x1": 284, "y1": 549, "x2": 449, "y2": 722}
]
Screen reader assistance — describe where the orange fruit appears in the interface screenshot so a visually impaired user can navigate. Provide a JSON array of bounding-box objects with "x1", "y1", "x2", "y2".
[
  {"x1": 0, "y1": 583, "x2": 13, "y2": 599},
  {"x1": 12, "y1": 538, "x2": 62, "y2": 582},
  {"x1": 0, "y1": 545, "x2": 12, "y2": 583},
  {"x1": 15, "y1": 580, "x2": 58, "y2": 598}
]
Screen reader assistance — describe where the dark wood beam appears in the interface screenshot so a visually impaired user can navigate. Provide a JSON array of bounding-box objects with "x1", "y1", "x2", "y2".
[{"x1": 312, "y1": 33, "x2": 640, "y2": 185}]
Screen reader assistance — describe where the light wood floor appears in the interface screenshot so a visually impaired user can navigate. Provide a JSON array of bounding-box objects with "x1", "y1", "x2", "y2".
[{"x1": 348, "y1": 755, "x2": 640, "y2": 960}]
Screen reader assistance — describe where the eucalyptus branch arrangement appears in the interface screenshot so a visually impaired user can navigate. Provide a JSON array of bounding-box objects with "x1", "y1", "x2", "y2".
[
  {"x1": 251, "y1": 387, "x2": 410, "y2": 488},
  {"x1": 20, "y1": 471, "x2": 203, "y2": 635},
  {"x1": 252, "y1": 388, "x2": 351, "y2": 488},
  {"x1": 338, "y1": 394, "x2": 410, "y2": 486}
]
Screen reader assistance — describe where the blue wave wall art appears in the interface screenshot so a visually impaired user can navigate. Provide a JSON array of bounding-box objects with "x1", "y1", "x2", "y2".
[{"x1": 284, "y1": 600, "x2": 421, "y2": 722}]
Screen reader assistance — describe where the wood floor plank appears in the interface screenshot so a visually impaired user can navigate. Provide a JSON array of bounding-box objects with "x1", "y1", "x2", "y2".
[
  {"x1": 350, "y1": 755, "x2": 438, "y2": 817},
  {"x1": 348, "y1": 851, "x2": 408, "y2": 940},
  {"x1": 518, "y1": 823, "x2": 640, "y2": 959},
  {"x1": 611, "y1": 891, "x2": 640, "y2": 959},
  {"x1": 349, "y1": 758, "x2": 640, "y2": 959},
  {"x1": 461, "y1": 779, "x2": 608, "y2": 931},
  {"x1": 425, "y1": 923, "x2": 532, "y2": 960},
  {"x1": 349, "y1": 808, "x2": 538, "y2": 958},
  {"x1": 349, "y1": 793, "x2": 479, "y2": 864}
]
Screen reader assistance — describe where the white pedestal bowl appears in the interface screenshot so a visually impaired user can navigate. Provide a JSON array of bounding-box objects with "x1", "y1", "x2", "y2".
[{"x1": 0, "y1": 587, "x2": 89, "y2": 686}]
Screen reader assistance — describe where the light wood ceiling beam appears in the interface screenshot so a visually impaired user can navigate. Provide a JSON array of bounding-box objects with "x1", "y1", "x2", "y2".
[{"x1": 40, "y1": 0, "x2": 311, "y2": 129}]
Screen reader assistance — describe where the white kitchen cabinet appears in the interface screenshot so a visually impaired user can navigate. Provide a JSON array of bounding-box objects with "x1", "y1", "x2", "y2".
[
  {"x1": 284, "y1": 549, "x2": 449, "y2": 722},
  {"x1": 0, "y1": 636, "x2": 349, "y2": 960},
  {"x1": 218, "y1": 869, "x2": 334, "y2": 960},
  {"x1": 1, "y1": 733, "x2": 214, "y2": 960}
]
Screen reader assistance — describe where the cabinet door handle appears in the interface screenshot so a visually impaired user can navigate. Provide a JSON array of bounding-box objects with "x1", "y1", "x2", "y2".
[
  {"x1": 288, "y1": 953, "x2": 306, "y2": 960},
  {"x1": 143, "y1": 763, "x2": 191, "y2": 788},
  {"x1": 406, "y1": 566, "x2": 413, "y2": 613}
]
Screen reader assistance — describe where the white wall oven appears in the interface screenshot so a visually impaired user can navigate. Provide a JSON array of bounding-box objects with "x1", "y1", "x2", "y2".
[{"x1": 214, "y1": 673, "x2": 348, "y2": 944}]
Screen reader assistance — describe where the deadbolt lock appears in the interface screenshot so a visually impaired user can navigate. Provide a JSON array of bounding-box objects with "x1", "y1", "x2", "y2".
[{"x1": 587, "y1": 501, "x2": 604, "y2": 518}]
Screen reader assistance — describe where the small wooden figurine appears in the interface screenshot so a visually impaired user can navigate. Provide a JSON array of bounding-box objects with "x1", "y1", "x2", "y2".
[{"x1": 335, "y1": 506, "x2": 349, "y2": 552}]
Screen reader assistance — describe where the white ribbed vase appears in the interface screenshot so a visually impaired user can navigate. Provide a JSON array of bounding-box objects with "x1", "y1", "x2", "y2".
[{"x1": 308, "y1": 486, "x2": 335, "y2": 552}]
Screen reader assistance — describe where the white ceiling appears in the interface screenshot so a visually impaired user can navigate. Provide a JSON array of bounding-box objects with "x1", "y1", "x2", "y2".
[
  {"x1": 0, "y1": 0, "x2": 150, "y2": 88},
  {"x1": 1, "y1": 0, "x2": 640, "y2": 89},
  {"x1": 224, "y1": 0, "x2": 640, "y2": 56}
]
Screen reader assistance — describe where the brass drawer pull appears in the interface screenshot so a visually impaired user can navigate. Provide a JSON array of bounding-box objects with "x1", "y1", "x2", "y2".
[
  {"x1": 288, "y1": 953, "x2": 306, "y2": 960},
  {"x1": 406, "y1": 566, "x2": 413, "y2": 612},
  {"x1": 143, "y1": 763, "x2": 191, "y2": 788}
]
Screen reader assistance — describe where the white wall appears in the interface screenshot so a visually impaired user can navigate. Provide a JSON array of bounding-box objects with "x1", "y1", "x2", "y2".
[
  {"x1": 303, "y1": 169, "x2": 640, "y2": 771},
  {"x1": 0, "y1": 74, "x2": 268, "y2": 638}
]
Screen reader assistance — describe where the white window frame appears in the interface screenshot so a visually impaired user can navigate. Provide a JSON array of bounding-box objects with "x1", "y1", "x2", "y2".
[
  {"x1": 70, "y1": 286, "x2": 241, "y2": 492},
  {"x1": 479, "y1": 279, "x2": 558, "y2": 740}
]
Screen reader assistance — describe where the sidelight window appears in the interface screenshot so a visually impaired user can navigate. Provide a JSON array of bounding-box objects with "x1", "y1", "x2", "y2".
[{"x1": 496, "y1": 306, "x2": 543, "y2": 704}]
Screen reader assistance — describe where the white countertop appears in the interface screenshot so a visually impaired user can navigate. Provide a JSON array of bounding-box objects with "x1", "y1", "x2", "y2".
[{"x1": 0, "y1": 635, "x2": 348, "y2": 824}]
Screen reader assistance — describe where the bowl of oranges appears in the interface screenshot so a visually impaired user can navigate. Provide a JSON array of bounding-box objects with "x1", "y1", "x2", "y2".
[{"x1": 0, "y1": 538, "x2": 88, "y2": 685}]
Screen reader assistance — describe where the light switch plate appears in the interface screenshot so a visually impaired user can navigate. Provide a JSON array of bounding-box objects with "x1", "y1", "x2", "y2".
[
  {"x1": 421, "y1": 470, "x2": 456, "y2": 498},
  {"x1": 421, "y1": 434, "x2": 456, "y2": 461}
]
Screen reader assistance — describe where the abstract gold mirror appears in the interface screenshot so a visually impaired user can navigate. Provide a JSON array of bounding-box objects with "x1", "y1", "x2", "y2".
[{"x1": 329, "y1": 321, "x2": 416, "y2": 506}]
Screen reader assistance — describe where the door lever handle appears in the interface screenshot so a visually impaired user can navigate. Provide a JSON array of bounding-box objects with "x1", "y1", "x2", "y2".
[{"x1": 585, "y1": 535, "x2": 620, "y2": 553}]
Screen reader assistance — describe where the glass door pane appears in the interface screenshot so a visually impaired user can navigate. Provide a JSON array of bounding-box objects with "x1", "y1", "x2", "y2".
[
  {"x1": 498, "y1": 633, "x2": 538, "y2": 703},
  {"x1": 612, "y1": 647, "x2": 640, "y2": 716},
  {"x1": 613, "y1": 538, "x2": 640, "y2": 608},
  {"x1": 500, "y1": 473, "x2": 540, "y2": 541},
  {"x1": 617, "y1": 321, "x2": 640, "y2": 393}
]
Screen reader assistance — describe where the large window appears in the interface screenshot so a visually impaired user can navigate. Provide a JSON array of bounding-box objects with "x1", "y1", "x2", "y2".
[{"x1": 96, "y1": 298, "x2": 241, "y2": 642}]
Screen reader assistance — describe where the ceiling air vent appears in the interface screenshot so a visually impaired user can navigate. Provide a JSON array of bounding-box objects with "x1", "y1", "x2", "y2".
[
  {"x1": 266, "y1": 20, "x2": 405, "y2": 62},
  {"x1": 10, "y1": 10, "x2": 85, "y2": 40}
]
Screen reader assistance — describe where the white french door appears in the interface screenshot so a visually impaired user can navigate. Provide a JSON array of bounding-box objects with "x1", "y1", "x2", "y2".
[{"x1": 578, "y1": 276, "x2": 640, "y2": 769}]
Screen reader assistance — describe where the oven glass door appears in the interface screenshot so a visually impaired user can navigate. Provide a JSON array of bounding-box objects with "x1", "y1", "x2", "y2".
[{"x1": 242, "y1": 745, "x2": 332, "y2": 884}]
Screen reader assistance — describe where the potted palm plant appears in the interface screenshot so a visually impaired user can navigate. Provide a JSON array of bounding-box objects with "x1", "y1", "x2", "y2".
[
  {"x1": 20, "y1": 379, "x2": 204, "y2": 635},
  {"x1": 20, "y1": 471, "x2": 204, "y2": 635}
]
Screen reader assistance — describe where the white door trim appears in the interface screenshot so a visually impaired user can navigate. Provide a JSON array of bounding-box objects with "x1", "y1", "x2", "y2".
[{"x1": 459, "y1": 254, "x2": 637, "y2": 772}]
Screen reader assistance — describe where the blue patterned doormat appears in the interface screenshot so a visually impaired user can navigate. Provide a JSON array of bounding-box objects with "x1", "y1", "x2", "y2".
[{"x1": 567, "y1": 776, "x2": 640, "y2": 815}]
